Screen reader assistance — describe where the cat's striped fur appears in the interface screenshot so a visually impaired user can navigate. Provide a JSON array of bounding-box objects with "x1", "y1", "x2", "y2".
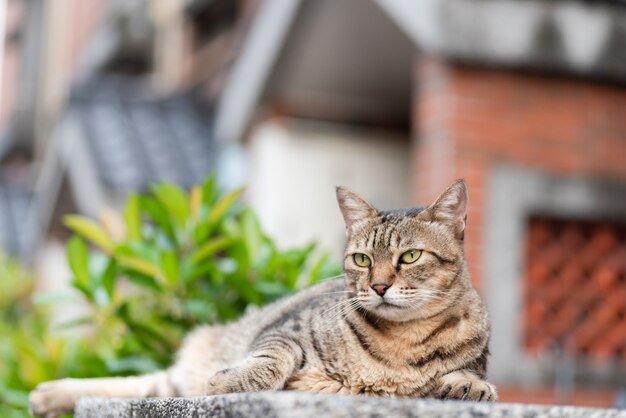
[{"x1": 30, "y1": 180, "x2": 496, "y2": 418}]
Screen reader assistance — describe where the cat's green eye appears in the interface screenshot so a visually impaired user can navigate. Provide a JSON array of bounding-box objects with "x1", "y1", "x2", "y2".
[
  {"x1": 400, "y1": 249, "x2": 422, "y2": 264},
  {"x1": 353, "y1": 253, "x2": 371, "y2": 267}
]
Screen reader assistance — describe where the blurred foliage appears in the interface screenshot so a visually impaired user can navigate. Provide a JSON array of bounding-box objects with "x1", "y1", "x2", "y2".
[
  {"x1": 0, "y1": 257, "x2": 91, "y2": 418},
  {"x1": 0, "y1": 176, "x2": 340, "y2": 417},
  {"x1": 0, "y1": 256, "x2": 46, "y2": 418}
]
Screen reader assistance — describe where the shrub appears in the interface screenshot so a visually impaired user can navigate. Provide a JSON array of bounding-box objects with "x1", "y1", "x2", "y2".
[
  {"x1": 63, "y1": 176, "x2": 340, "y2": 369},
  {"x1": 0, "y1": 256, "x2": 41, "y2": 417},
  {"x1": 0, "y1": 256, "x2": 98, "y2": 418},
  {"x1": 0, "y1": 176, "x2": 340, "y2": 417}
]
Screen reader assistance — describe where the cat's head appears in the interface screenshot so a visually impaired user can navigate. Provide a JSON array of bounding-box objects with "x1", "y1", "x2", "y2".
[{"x1": 336, "y1": 180, "x2": 468, "y2": 322}]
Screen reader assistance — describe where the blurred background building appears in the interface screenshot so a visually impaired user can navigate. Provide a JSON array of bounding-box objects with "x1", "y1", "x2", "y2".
[{"x1": 0, "y1": 0, "x2": 625, "y2": 408}]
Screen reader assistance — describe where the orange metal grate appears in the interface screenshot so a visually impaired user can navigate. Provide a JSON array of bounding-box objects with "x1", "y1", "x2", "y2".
[{"x1": 523, "y1": 217, "x2": 626, "y2": 361}]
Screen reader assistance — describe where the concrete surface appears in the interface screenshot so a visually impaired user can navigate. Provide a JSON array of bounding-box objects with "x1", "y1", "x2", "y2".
[{"x1": 75, "y1": 391, "x2": 626, "y2": 418}]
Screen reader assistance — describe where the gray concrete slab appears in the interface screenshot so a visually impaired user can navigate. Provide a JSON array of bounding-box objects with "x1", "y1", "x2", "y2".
[{"x1": 75, "y1": 392, "x2": 626, "y2": 418}]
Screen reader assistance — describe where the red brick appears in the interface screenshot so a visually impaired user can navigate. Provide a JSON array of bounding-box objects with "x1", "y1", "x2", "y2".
[{"x1": 413, "y1": 55, "x2": 626, "y2": 291}]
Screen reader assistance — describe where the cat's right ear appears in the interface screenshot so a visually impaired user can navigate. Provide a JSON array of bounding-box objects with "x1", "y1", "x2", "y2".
[
  {"x1": 424, "y1": 179, "x2": 468, "y2": 240},
  {"x1": 336, "y1": 187, "x2": 378, "y2": 230}
]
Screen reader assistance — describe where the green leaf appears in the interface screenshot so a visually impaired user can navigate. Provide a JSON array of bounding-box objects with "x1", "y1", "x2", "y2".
[
  {"x1": 126, "y1": 274, "x2": 161, "y2": 291},
  {"x1": 117, "y1": 255, "x2": 163, "y2": 280},
  {"x1": 201, "y1": 175, "x2": 217, "y2": 204},
  {"x1": 151, "y1": 183, "x2": 189, "y2": 227},
  {"x1": 66, "y1": 236, "x2": 90, "y2": 289},
  {"x1": 193, "y1": 222, "x2": 213, "y2": 244},
  {"x1": 183, "y1": 259, "x2": 222, "y2": 284},
  {"x1": 71, "y1": 277, "x2": 92, "y2": 301},
  {"x1": 241, "y1": 209, "x2": 262, "y2": 264},
  {"x1": 221, "y1": 217, "x2": 242, "y2": 239},
  {"x1": 303, "y1": 252, "x2": 342, "y2": 286},
  {"x1": 161, "y1": 251, "x2": 180, "y2": 285},
  {"x1": 190, "y1": 237, "x2": 233, "y2": 263},
  {"x1": 64, "y1": 215, "x2": 114, "y2": 253},
  {"x1": 115, "y1": 242, "x2": 161, "y2": 266},
  {"x1": 124, "y1": 195, "x2": 142, "y2": 241},
  {"x1": 228, "y1": 273, "x2": 263, "y2": 306},
  {"x1": 138, "y1": 196, "x2": 177, "y2": 243},
  {"x1": 189, "y1": 186, "x2": 202, "y2": 222},
  {"x1": 101, "y1": 261, "x2": 117, "y2": 299},
  {"x1": 208, "y1": 187, "x2": 244, "y2": 225}
]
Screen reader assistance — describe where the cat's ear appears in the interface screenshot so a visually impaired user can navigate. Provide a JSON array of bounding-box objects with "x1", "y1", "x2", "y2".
[
  {"x1": 426, "y1": 179, "x2": 468, "y2": 240},
  {"x1": 336, "y1": 186, "x2": 378, "y2": 230}
]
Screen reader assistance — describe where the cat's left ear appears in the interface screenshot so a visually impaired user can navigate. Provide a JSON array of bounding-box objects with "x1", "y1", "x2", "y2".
[
  {"x1": 336, "y1": 186, "x2": 379, "y2": 230},
  {"x1": 426, "y1": 179, "x2": 468, "y2": 240}
]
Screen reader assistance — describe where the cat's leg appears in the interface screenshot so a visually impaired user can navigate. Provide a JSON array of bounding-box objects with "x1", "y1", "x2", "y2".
[
  {"x1": 205, "y1": 335, "x2": 304, "y2": 395},
  {"x1": 29, "y1": 370, "x2": 176, "y2": 418},
  {"x1": 434, "y1": 370, "x2": 497, "y2": 401}
]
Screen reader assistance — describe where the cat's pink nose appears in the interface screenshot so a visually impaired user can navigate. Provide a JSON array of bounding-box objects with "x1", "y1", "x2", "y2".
[{"x1": 371, "y1": 283, "x2": 390, "y2": 296}]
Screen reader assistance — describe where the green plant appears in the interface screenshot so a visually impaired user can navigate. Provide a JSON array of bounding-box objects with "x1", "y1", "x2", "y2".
[
  {"x1": 0, "y1": 255, "x2": 94, "y2": 418},
  {"x1": 0, "y1": 176, "x2": 340, "y2": 418},
  {"x1": 62, "y1": 176, "x2": 340, "y2": 371},
  {"x1": 0, "y1": 255, "x2": 38, "y2": 416}
]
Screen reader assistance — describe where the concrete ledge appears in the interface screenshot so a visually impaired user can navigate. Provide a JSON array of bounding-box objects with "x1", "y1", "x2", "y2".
[{"x1": 76, "y1": 392, "x2": 626, "y2": 418}]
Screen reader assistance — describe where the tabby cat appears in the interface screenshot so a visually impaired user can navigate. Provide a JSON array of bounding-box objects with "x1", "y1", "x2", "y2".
[{"x1": 30, "y1": 179, "x2": 496, "y2": 417}]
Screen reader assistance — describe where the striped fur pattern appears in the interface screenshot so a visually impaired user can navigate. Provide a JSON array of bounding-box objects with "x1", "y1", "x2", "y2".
[{"x1": 30, "y1": 180, "x2": 496, "y2": 418}]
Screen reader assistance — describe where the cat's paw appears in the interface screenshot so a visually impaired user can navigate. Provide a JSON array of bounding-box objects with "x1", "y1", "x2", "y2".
[
  {"x1": 287, "y1": 369, "x2": 349, "y2": 394},
  {"x1": 436, "y1": 372, "x2": 497, "y2": 402},
  {"x1": 29, "y1": 379, "x2": 78, "y2": 418},
  {"x1": 204, "y1": 368, "x2": 242, "y2": 395}
]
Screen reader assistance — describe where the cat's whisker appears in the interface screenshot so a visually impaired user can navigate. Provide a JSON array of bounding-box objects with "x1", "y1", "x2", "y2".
[
  {"x1": 324, "y1": 298, "x2": 355, "y2": 312},
  {"x1": 322, "y1": 297, "x2": 360, "y2": 321},
  {"x1": 319, "y1": 291, "x2": 356, "y2": 296},
  {"x1": 327, "y1": 307, "x2": 353, "y2": 324},
  {"x1": 401, "y1": 289, "x2": 453, "y2": 307},
  {"x1": 404, "y1": 297, "x2": 434, "y2": 314},
  {"x1": 339, "y1": 303, "x2": 361, "y2": 320},
  {"x1": 326, "y1": 298, "x2": 363, "y2": 323},
  {"x1": 319, "y1": 274, "x2": 346, "y2": 282},
  {"x1": 412, "y1": 287, "x2": 455, "y2": 297}
]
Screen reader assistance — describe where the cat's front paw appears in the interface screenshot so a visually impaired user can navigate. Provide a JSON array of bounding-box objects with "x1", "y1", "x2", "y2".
[
  {"x1": 205, "y1": 368, "x2": 242, "y2": 395},
  {"x1": 287, "y1": 369, "x2": 351, "y2": 394},
  {"x1": 29, "y1": 379, "x2": 78, "y2": 418},
  {"x1": 436, "y1": 371, "x2": 497, "y2": 402}
]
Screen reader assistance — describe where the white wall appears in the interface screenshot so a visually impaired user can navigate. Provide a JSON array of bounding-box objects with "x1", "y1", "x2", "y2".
[{"x1": 247, "y1": 119, "x2": 410, "y2": 258}]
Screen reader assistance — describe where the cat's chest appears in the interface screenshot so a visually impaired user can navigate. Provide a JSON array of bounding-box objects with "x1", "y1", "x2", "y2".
[{"x1": 293, "y1": 343, "x2": 439, "y2": 396}]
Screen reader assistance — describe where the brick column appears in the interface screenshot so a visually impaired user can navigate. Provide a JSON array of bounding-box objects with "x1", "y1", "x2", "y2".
[
  {"x1": 412, "y1": 56, "x2": 488, "y2": 289},
  {"x1": 411, "y1": 55, "x2": 626, "y2": 290}
]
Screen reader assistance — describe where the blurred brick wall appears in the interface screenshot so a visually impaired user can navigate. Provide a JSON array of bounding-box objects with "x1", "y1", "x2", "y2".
[
  {"x1": 412, "y1": 56, "x2": 626, "y2": 290},
  {"x1": 525, "y1": 217, "x2": 626, "y2": 361}
]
